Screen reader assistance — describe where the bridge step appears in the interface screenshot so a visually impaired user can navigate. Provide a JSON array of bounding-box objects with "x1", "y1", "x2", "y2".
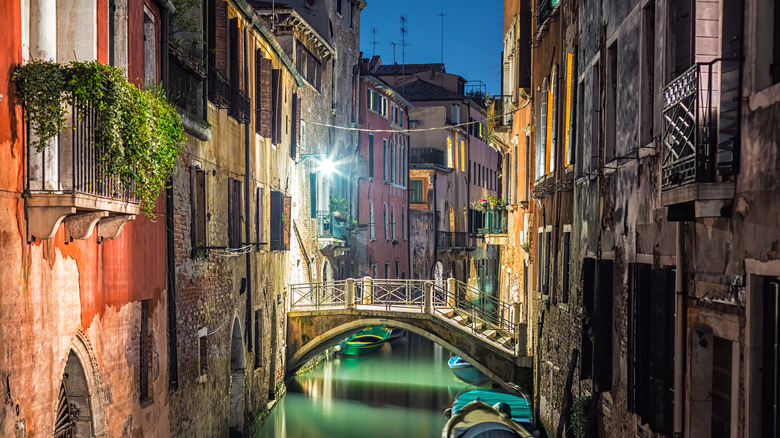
[{"x1": 482, "y1": 329, "x2": 497, "y2": 338}]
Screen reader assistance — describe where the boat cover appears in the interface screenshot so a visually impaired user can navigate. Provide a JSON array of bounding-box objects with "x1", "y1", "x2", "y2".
[{"x1": 454, "y1": 422, "x2": 523, "y2": 438}]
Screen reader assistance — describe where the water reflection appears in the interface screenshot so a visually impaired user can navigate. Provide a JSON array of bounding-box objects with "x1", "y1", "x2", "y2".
[{"x1": 258, "y1": 333, "x2": 487, "y2": 438}]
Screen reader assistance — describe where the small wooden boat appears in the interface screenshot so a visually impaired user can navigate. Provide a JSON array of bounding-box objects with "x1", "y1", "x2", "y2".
[
  {"x1": 387, "y1": 327, "x2": 407, "y2": 342},
  {"x1": 450, "y1": 389, "x2": 534, "y2": 432},
  {"x1": 340, "y1": 326, "x2": 390, "y2": 356},
  {"x1": 442, "y1": 400, "x2": 534, "y2": 438},
  {"x1": 448, "y1": 356, "x2": 490, "y2": 385}
]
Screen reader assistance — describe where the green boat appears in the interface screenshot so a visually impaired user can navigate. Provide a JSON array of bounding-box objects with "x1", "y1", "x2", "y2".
[{"x1": 340, "y1": 326, "x2": 390, "y2": 356}]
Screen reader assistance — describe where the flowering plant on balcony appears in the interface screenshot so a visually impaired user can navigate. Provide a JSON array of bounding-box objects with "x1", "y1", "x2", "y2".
[
  {"x1": 472, "y1": 195, "x2": 506, "y2": 212},
  {"x1": 13, "y1": 60, "x2": 185, "y2": 217}
]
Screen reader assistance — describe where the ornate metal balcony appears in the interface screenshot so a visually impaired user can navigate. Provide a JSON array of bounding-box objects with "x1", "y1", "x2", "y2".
[
  {"x1": 478, "y1": 210, "x2": 508, "y2": 235},
  {"x1": 661, "y1": 59, "x2": 740, "y2": 192},
  {"x1": 229, "y1": 88, "x2": 251, "y2": 124},
  {"x1": 26, "y1": 99, "x2": 138, "y2": 241},
  {"x1": 208, "y1": 69, "x2": 231, "y2": 109},
  {"x1": 317, "y1": 210, "x2": 347, "y2": 241}
]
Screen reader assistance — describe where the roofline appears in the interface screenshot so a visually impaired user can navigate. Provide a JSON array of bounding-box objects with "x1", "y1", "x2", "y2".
[
  {"x1": 361, "y1": 74, "x2": 414, "y2": 108},
  {"x1": 233, "y1": 0, "x2": 304, "y2": 87},
  {"x1": 254, "y1": 7, "x2": 335, "y2": 59}
]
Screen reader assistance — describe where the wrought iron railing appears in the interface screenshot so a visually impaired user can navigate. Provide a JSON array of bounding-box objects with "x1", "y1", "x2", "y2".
[
  {"x1": 229, "y1": 88, "x2": 251, "y2": 124},
  {"x1": 437, "y1": 231, "x2": 474, "y2": 249},
  {"x1": 208, "y1": 68, "x2": 231, "y2": 109},
  {"x1": 169, "y1": 53, "x2": 206, "y2": 121},
  {"x1": 289, "y1": 281, "x2": 347, "y2": 310},
  {"x1": 478, "y1": 210, "x2": 508, "y2": 235},
  {"x1": 661, "y1": 59, "x2": 740, "y2": 190},
  {"x1": 409, "y1": 148, "x2": 447, "y2": 168},
  {"x1": 27, "y1": 98, "x2": 138, "y2": 203},
  {"x1": 316, "y1": 210, "x2": 347, "y2": 240}
]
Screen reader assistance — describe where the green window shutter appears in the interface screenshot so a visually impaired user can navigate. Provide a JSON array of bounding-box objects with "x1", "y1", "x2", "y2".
[{"x1": 310, "y1": 172, "x2": 317, "y2": 218}]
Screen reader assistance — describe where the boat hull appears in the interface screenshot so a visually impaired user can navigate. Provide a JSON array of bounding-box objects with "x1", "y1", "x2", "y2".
[
  {"x1": 341, "y1": 327, "x2": 390, "y2": 356},
  {"x1": 442, "y1": 401, "x2": 534, "y2": 438},
  {"x1": 448, "y1": 356, "x2": 490, "y2": 385}
]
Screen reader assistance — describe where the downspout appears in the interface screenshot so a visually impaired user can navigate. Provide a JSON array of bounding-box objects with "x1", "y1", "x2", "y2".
[
  {"x1": 243, "y1": 23, "x2": 253, "y2": 354},
  {"x1": 432, "y1": 172, "x2": 439, "y2": 270},
  {"x1": 159, "y1": 0, "x2": 179, "y2": 391},
  {"x1": 673, "y1": 222, "x2": 686, "y2": 437}
]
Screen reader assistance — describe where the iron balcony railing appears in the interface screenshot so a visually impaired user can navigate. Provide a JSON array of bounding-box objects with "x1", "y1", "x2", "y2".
[
  {"x1": 169, "y1": 52, "x2": 206, "y2": 121},
  {"x1": 437, "y1": 231, "x2": 475, "y2": 249},
  {"x1": 208, "y1": 68, "x2": 231, "y2": 109},
  {"x1": 409, "y1": 148, "x2": 447, "y2": 169},
  {"x1": 661, "y1": 59, "x2": 740, "y2": 190},
  {"x1": 27, "y1": 98, "x2": 138, "y2": 203},
  {"x1": 316, "y1": 210, "x2": 347, "y2": 240},
  {"x1": 229, "y1": 87, "x2": 251, "y2": 124},
  {"x1": 492, "y1": 95, "x2": 514, "y2": 128},
  {"x1": 478, "y1": 210, "x2": 508, "y2": 235}
]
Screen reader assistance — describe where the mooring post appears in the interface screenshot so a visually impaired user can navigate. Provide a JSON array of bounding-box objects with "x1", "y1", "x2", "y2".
[
  {"x1": 447, "y1": 277, "x2": 456, "y2": 307},
  {"x1": 363, "y1": 276, "x2": 372, "y2": 305},
  {"x1": 346, "y1": 278, "x2": 355, "y2": 309},
  {"x1": 424, "y1": 282, "x2": 433, "y2": 314}
]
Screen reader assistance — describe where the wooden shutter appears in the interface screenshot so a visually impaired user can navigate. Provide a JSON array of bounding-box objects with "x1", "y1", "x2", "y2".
[
  {"x1": 269, "y1": 190, "x2": 282, "y2": 250},
  {"x1": 581, "y1": 258, "x2": 596, "y2": 380},
  {"x1": 259, "y1": 57, "x2": 273, "y2": 138},
  {"x1": 282, "y1": 195, "x2": 291, "y2": 250},
  {"x1": 229, "y1": 18, "x2": 239, "y2": 89},
  {"x1": 211, "y1": 0, "x2": 228, "y2": 75},
  {"x1": 595, "y1": 260, "x2": 614, "y2": 392},
  {"x1": 271, "y1": 69, "x2": 282, "y2": 144},
  {"x1": 228, "y1": 178, "x2": 242, "y2": 247}
]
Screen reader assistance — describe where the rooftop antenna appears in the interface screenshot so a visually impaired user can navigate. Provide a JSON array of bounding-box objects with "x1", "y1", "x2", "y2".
[
  {"x1": 390, "y1": 42, "x2": 397, "y2": 64},
  {"x1": 439, "y1": 13, "x2": 445, "y2": 63},
  {"x1": 370, "y1": 27, "x2": 379, "y2": 57},
  {"x1": 400, "y1": 15, "x2": 408, "y2": 94}
]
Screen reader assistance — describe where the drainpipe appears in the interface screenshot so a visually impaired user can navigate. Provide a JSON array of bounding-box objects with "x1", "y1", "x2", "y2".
[
  {"x1": 243, "y1": 24, "x2": 253, "y2": 355},
  {"x1": 432, "y1": 172, "x2": 439, "y2": 270},
  {"x1": 673, "y1": 222, "x2": 686, "y2": 436},
  {"x1": 158, "y1": 0, "x2": 179, "y2": 392}
]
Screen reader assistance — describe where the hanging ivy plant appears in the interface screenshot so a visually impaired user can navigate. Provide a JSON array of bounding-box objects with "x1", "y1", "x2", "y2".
[{"x1": 13, "y1": 59, "x2": 185, "y2": 218}]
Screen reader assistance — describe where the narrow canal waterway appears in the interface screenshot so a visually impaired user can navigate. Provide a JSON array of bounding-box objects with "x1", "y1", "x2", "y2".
[{"x1": 258, "y1": 332, "x2": 488, "y2": 438}]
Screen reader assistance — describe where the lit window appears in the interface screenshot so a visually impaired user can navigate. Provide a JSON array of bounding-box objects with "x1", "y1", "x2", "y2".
[{"x1": 447, "y1": 137, "x2": 454, "y2": 169}]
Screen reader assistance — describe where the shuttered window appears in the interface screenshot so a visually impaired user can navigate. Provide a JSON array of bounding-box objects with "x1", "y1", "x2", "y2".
[
  {"x1": 257, "y1": 56, "x2": 272, "y2": 137},
  {"x1": 271, "y1": 69, "x2": 282, "y2": 144},
  {"x1": 581, "y1": 258, "x2": 596, "y2": 380},
  {"x1": 269, "y1": 191, "x2": 290, "y2": 250},
  {"x1": 191, "y1": 167, "x2": 207, "y2": 258},
  {"x1": 228, "y1": 178, "x2": 242, "y2": 248}
]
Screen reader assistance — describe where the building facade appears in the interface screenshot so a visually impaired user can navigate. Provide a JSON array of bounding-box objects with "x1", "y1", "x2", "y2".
[{"x1": 0, "y1": 0, "x2": 173, "y2": 436}]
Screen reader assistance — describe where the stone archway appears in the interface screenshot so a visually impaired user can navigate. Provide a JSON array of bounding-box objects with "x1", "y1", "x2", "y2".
[
  {"x1": 228, "y1": 318, "x2": 245, "y2": 436},
  {"x1": 55, "y1": 330, "x2": 107, "y2": 438}
]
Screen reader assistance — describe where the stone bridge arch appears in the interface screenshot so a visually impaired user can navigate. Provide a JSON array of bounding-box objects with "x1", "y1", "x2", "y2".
[{"x1": 286, "y1": 310, "x2": 531, "y2": 391}]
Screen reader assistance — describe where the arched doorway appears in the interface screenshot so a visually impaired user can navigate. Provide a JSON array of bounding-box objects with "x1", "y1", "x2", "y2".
[
  {"x1": 56, "y1": 351, "x2": 92, "y2": 438},
  {"x1": 228, "y1": 319, "x2": 245, "y2": 436}
]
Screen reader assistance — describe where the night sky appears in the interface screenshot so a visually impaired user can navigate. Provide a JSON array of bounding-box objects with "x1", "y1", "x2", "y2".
[{"x1": 359, "y1": 0, "x2": 504, "y2": 96}]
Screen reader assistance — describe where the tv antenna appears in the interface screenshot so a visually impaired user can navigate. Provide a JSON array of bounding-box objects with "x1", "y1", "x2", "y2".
[
  {"x1": 370, "y1": 27, "x2": 379, "y2": 57},
  {"x1": 439, "y1": 13, "x2": 445, "y2": 63}
]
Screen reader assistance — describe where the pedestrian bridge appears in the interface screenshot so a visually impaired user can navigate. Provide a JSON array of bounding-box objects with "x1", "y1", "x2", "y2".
[{"x1": 286, "y1": 278, "x2": 532, "y2": 390}]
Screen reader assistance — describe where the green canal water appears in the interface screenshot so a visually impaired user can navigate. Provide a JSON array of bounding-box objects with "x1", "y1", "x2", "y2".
[{"x1": 257, "y1": 333, "x2": 486, "y2": 438}]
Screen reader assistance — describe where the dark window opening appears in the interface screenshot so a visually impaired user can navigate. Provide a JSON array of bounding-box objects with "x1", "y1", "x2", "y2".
[
  {"x1": 410, "y1": 180, "x2": 423, "y2": 203},
  {"x1": 712, "y1": 336, "x2": 733, "y2": 437},
  {"x1": 191, "y1": 168, "x2": 207, "y2": 258},
  {"x1": 368, "y1": 134, "x2": 374, "y2": 178},
  {"x1": 562, "y1": 232, "x2": 570, "y2": 304},
  {"x1": 606, "y1": 42, "x2": 618, "y2": 162},
  {"x1": 228, "y1": 178, "x2": 242, "y2": 248},
  {"x1": 254, "y1": 310, "x2": 263, "y2": 369},
  {"x1": 595, "y1": 260, "x2": 614, "y2": 391},
  {"x1": 762, "y1": 279, "x2": 780, "y2": 436},
  {"x1": 270, "y1": 191, "x2": 291, "y2": 251},
  {"x1": 271, "y1": 69, "x2": 283, "y2": 144},
  {"x1": 199, "y1": 336, "x2": 208, "y2": 375},
  {"x1": 581, "y1": 258, "x2": 596, "y2": 380},
  {"x1": 256, "y1": 187, "x2": 264, "y2": 244}
]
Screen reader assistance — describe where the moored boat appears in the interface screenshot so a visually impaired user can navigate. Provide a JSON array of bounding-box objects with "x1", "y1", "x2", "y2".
[
  {"x1": 448, "y1": 355, "x2": 490, "y2": 385},
  {"x1": 387, "y1": 327, "x2": 407, "y2": 342},
  {"x1": 442, "y1": 400, "x2": 534, "y2": 438},
  {"x1": 340, "y1": 326, "x2": 390, "y2": 356},
  {"x1": 450, "y1": 389, "x2": 534, "y2": 432}
]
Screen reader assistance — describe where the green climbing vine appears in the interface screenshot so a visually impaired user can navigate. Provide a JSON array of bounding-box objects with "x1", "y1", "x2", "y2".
[{"x1": 13, "y1": 60, "x2": 185, "y2": 218}]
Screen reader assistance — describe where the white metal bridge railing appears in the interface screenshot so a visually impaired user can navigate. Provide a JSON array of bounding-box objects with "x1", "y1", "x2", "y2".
[{"x1": 288, "y1": 277, "x2": 523, "y2": 354}]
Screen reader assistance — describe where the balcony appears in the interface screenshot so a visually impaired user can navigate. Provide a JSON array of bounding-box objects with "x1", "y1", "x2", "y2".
[
  {"x1": 477, "y1": 210, "x2": 508, "y2": 243},
  {"x1": 317, "y1": 210, "x2": 347, "y2": 242},
  {"x1": 661, "y1": 60, "x2": 740, "y2": 218},
  {"x1": 437, "y1": 231, "x2": 475, "y2": 251},
  {"x1": 169, "y1": 49, "x2": 206, "y2": 122},
  {"x1": 492, "y1": 95, "x2": 514, "y2": 130},
  {"x1": 26, "y1": 99, "x2": 138, "y2": 241},
  {"x1": 229, "y1": 88, "x2": 251, "y2": 124},
  {"x1": 208, "y1": 69, "x2": 231, "y2": 109},
  {"x1": 409, "y1": 148, "x2": 447, "y2": 171}
]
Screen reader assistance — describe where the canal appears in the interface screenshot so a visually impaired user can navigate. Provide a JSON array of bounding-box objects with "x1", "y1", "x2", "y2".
[{"x1": 257, "y1": 331, "x2": 488, "y2": 438}]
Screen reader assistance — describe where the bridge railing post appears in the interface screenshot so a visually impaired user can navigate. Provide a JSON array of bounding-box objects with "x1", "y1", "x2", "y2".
[
  {"x1": 423, "y1": 282, "x2": 433, "y2": 314},
  {"x1": 363, "y1": 276, "x2": 372, "y2": 305},
  {"x1": 346, "y1": 278, "x2": 355, "y2": 309},
  {"x1": 447, "y1": 277, "x2": 456, "y2": 308}
]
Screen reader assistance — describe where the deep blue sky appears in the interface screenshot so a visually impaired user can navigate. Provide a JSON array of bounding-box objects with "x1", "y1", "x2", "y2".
[{"x1": 359, "y1": 1, "x2": 503, "y2": 96}]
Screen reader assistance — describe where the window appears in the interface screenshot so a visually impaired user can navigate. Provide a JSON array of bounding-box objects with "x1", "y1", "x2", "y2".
[
  {"x1": 537, "y1": 82, "x2": 548, "y2": 176},
  {"x1": 460, "y1": 140, "x2": 465, "y2": 172},
  {"x1": 548, "y1": 69, "x2": 556, "y2": 173},
  {"x1": 449, "y1": 205, "x2": 455, "y2": 233},
  {"x1": 763, "y1": 279, "x2": 780, "y2": 436},
  {"x1": 369, "y1": 200, "x2": 375, "y2": 240},
  {"x1": 640, "y1": 4, "x2": 655, "y2": 145},
  {"x1": 291, "y1": 93, "x2": 300, "y2": 159},
  {"x1": 399, "y1": 109, "x2": 404, "y2": 127},
  {"x1": 562, "y1": 231, "x2": 570, "y2": 303},
  {"x1": 581, "y1": 258, "x2": 596, "y2": 380},
  {"x1": 191, "y1": 167, "x2": 207, "y2": 258},
  {"x1": 255, "y1": 187, "x2": 264, "y2": 244},
  {"x1": 544, "y1": 231, "x2": 551, "y2": 295},
  {"x1": 271, "y1": 69, "x2": 283, "y2": 144},
  {"x1": 367, "y1": 88, "x2": 378, "y2": 111},
  {"x1": 402, "y1": 206, "x2": 407, "y2": 240},
  {"x1": 309, "y1": 172, "x2": 317, "y2": 218},
  {"x1": 254, "y1": 310, "x2": 263, "y2": 369},
  {"x1": 296, "y1": 43, "x2": 322, "y2": 91},
  {"x1": 228, "y1": 178, "x2": 242, "y2": 248},
  {"x1": 391, "y1": 205, "x2": 396, "y2": 240},
  {"x1": 595, "y1": 260, "x2": 614, "y2": 391},
  {"x1": 395, "y1": 259, "x2": 400, "y2": 277},
  {"x1": 256, "y1": 55, "x2": 272, "y2": 135},
  {"x1": 450, "y1": 104, "x2": 460, "y2": 124},
  {"x1": 711, "y1": 336, "x2": 733, "y2": 437},
  {"x1": 143, "y1": 8, "x2": 156, "y2": 86},
  {"x1": 606, "y1": 42, "x2": 617, "y2": 162},
  {"x1": 379, "y1": 95, "x2": 388, "y2": 117},
  {"x1": 410, "y1": 180, "x2": 423, "y2": 203},
  {"x1": 383, "y1": 203, "x2": 388, "y2": 240},
  {"x1": 447, "y1": 137, "x2": 454, "y2": 169},
  {"x1": 564, "y1": 52, "x2": 575, "y2": 166},
  {"x1": 199, "y1": 335, "x2": 208, "y2": 375},
  {"x1": 336, "y1": 0, "x2": 342, "y2": 15},
  {"x1": 140, "y1": 300, "x2": 150, "y2": 402},
  {"x1": 590, "y1": 62, "x2": 601, "y2": 172},
  {"x1": 385, "y1": 262, "x2": 390, "y2": 279},
  {"x1": 382, "y1": 139, "x2": 388, "y2": 181},
  {"x1": 368, "y1": 134, "x2": 374, "y2": 178},
  {"x1": 269, "y1": 191, "x2": 290, "y2": 250}
]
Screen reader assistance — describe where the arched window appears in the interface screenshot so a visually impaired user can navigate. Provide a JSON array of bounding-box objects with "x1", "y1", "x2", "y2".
[
  {"x1": 402, "y1": 206, "x2": 407, "y2": 240},
  {"x1": 449, "y1": 205, "x2": 456, "y2": 233},
  {"x1": 384, "y1": 202, "x2": 389, "y2": 240},
  {"x1": 391, "y1": 205, "x2": 396, "y2": 240},
  {"x1": 369, "y1": 200, "x2": 375, "y2": 240}
]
